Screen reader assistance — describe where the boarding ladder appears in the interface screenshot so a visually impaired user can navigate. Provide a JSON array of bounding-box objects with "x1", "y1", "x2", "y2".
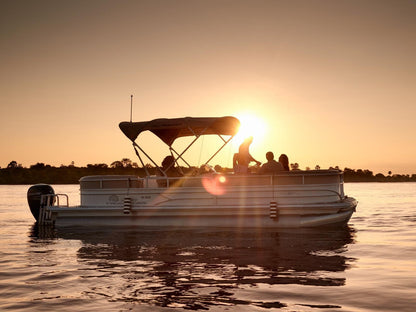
[{"x1": 38, "y1": 194, "x2": 69, "y2": 225}]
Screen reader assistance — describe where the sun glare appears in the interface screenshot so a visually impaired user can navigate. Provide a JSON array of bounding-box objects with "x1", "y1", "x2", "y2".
[{"x1": 233, "y1": 113, "x2": 267, "y2": 147}]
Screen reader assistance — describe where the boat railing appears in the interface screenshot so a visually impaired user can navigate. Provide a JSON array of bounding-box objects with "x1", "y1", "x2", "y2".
[
  {"x1": 79, "y1": 171, "x2": 345, "y2": 198},
  {"x1": 144, "y1": 170, "x2": 343, "y2": 187},
  {"x1": 41, "y1": 194, "x2": 69, "y2": 208},
  {"x1": 37, "y1": 194, "x2": 69, "y2": 225},
  {"x1": 276, "y1": 188, "x2": 343, "y2": 201}
]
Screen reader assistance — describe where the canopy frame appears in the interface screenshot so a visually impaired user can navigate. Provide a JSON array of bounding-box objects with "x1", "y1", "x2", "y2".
[{"x1": 119, "y1": 117, "x2": 240, "y2": 176}]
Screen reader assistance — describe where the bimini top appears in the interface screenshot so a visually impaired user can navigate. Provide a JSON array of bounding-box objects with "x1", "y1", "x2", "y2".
[{"x1": 119, "y1": 116, "x2": 240, "y2": 146}]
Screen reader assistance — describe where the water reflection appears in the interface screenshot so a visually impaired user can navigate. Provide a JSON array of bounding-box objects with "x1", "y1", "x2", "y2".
[{"x1": 30, "y1": 226, "x2": 356, "y2": 309}]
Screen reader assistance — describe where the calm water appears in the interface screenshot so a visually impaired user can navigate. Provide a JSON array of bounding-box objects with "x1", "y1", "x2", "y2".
[{"x1": 0, "y1": 183, "x2": 415, "y2": 312}]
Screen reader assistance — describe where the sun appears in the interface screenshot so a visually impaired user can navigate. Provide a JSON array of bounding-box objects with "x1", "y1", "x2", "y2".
[{"x1": 233, "y1": 113, "x2": 267, "y2": 148}]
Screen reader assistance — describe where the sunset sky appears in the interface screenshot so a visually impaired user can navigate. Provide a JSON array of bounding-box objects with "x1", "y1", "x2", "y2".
[{"x1": 1, "y1": 0, "x2": 415, "y2": 175}]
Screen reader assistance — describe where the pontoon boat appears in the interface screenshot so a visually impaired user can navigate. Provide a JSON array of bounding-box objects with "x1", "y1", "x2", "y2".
[{"x1": 28, "y1": 116, "x2": 357, "y2": 228}]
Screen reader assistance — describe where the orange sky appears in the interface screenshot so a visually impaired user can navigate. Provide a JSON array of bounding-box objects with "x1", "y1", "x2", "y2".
[{"x1": 1, "y1": 0, "x2": 415, "y2": 175}]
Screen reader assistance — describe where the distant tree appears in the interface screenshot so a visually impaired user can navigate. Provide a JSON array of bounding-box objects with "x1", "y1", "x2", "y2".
[
  {"x1": 109, "y1": 158, "x2": 136, "y2": 168},
  {"x1": 87, "y1": 163, "x2": 108, "y2": 169},
  {"x1": 375, "y1": 173, "x2": 385, "y2": 181},
  {"x1": 30, "y1": 162, "x2": 45, "y2": 169},
  {"x1": 388, "y1": 171, "x2": 392, "y2": 176},
  {"x1": 121, "y1": 158, "x2": 133, "y2": 168},
  {"x1": 290, "y1": 163, "x2": 299, "y2": 170},
  {"x1": 110, "y1": 161, "x2": 124, "y2": 168},
  {"x1": 315, "y1": 165, "x2": 320, "y2": 170},
  {"x1": 7, "y1": 161, "x2": 18, "y2": 168}
]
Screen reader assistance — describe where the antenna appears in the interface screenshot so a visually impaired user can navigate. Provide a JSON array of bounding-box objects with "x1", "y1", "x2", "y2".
[{"x1": 130, "y1": 94, "x2": 133, "y2": 122}]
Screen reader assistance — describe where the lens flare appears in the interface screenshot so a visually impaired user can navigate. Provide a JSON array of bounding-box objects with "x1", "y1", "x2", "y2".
[{"x1": 201, "y1": 174, "x2": 227, "y2": 196}]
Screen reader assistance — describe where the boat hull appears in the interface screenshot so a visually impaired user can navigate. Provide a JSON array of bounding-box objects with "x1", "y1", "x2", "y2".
[
  {"x1": 49, "y1": 198, "x2": 356, "y2": 229},
  {"x1": 52, "y1": 210, "x2": 355, "y2": 228},
  {"x1": 36, "y1": 172, "x2": 358, "y2": 228}
]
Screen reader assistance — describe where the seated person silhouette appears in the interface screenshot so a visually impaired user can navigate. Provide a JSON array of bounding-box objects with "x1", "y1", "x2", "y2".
[
  {"x1": 157, "y1": 155, "x2": 182, "y2": 187},
  {"x1": 278, "y1": 154, "x2": 290, "y2": 171},
  {"x1": 259, "y1": 151, "x2": 284, "y2": 174}
]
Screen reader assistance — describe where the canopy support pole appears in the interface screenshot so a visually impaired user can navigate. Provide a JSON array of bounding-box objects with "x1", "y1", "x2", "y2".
[
  {"x1": 169, "y1": 137, "x2": 197, "y2": 167},
  {"x1": 167, "y1": 124, "x2": 210, "y2": 170},
  {"x1": 127, "y1": 121, "x2": 238, "y2": 176},
  {"x1": 133, "y1": 143, "x2": 148, "y2": 176},
  {"x1": 133, "y1": 142, "x2": 164, "y2": 176},
  {"x1": 204, "y1": 134, "x2": 235, "y2": 165}
]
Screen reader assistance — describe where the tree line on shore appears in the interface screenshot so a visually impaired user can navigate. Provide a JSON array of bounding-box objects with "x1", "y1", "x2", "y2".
[{"x1": 1, "y1": 159, "x2": 415, "y2": 184}]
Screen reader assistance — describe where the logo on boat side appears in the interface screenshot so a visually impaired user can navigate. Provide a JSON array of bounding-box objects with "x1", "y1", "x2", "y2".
[{"x1": 108, "y1": 195, "x2": 119, "y2": 203}]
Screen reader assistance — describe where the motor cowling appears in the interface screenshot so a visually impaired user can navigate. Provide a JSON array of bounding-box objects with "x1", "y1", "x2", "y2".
[{"x1": 27, "y1": 184, "x2": 55, "y2": 221}]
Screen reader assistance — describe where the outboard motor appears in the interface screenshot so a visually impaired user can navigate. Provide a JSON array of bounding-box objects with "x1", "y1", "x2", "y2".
[{"x1": 27, "y1": 184, "x2": 55, "y2": 221}]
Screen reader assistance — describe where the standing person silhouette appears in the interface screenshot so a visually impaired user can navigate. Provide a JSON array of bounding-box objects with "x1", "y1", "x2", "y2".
[{"x1": 233, "y1": 136, "x2": 261, "y2": 174}]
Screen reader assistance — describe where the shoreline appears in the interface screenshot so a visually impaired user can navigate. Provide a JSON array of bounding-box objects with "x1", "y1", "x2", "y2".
[{"x1": 1, "y1": 166, "x2": 414, "y2": 184}]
